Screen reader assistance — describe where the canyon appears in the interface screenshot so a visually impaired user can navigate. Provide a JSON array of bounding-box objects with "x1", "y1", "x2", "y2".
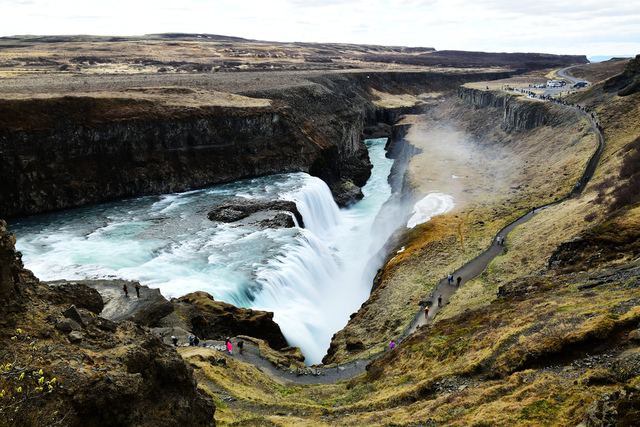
[{"x1": 2, "y1": 34, "x2": 640, "y2": 426}]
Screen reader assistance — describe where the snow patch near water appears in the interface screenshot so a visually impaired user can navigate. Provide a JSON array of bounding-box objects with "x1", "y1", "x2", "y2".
[{"x1": 407, "y1": 193, "x2": 455, "y2": 228}]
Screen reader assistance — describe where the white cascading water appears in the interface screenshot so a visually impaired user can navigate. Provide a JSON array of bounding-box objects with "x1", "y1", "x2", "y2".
[{"x1": 9, "y1": 138, "x2": 395, "y2": 364}]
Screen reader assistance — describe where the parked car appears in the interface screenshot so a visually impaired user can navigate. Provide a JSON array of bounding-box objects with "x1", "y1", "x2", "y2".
[{"x1": 573, "y1": 82, "x2": 588, "y2": 88}]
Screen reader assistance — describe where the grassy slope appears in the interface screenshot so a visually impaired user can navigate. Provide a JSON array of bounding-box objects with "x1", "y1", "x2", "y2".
[
  {"x1": 325, "y1": 91, "x2": 595, "y2": 363},
  {"x1": 181, "y1": 65, "x2": 640, "y2": 426}
]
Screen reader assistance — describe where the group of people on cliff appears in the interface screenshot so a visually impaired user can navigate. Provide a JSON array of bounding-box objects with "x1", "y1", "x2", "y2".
[{"x1": 122, "y1": 283, "x2": 141, "y2": 298}]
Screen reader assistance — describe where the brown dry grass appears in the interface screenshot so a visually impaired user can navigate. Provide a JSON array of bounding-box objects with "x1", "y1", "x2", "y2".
[
  {"x1": 567, "y1": 59, "x2": 632, "y2": 84},
  {"x1": 375, "y1": 93, "x2": 595, "y2": 321}
]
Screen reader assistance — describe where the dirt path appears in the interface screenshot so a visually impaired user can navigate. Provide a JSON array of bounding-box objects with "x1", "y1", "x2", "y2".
[{"x1": 403, "y1": 207, "x2": 541, "y2": 336}]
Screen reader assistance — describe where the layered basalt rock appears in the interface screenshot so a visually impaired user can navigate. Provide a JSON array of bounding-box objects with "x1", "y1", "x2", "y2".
[
  {"x1": 0, "y1": 220, "x2": 37, "y2": 317},
  {"x1": 0, "y1": 97, "x2": 348, "y2": 218},
  {"x1": 0, "y1": 70, "x2": 517, "y2": 219},
  {"x1": 457, "y1": 87, "x2": 582, "y2": 131}
]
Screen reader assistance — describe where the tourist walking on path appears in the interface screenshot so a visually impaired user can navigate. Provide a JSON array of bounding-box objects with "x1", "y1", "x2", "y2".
[
  {"x1": 438, "y1": 295, "x2": 443, "y2": 307},
  {"x1": 122, "y1": 284, "x2": 128, "y2": 297},
  {"x1": 238, "y1": 340, "x2": 244, "y2": 354},
  {"x1": 456, "y1": 276, "x2": 462, "y2": 287},
  {"x1": 447, "y1": 274, "x2": 454, "y2": 285},
  {"x1": 135, "y1": 283, "x2": 140, "y2": 298},
  {"x1": 226, "y1": 338, "x2": 233, "y2": 355}
]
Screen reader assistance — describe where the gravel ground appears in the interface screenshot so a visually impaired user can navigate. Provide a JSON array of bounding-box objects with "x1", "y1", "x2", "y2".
[{"x1": 0, "y1": 69, "x2": 358, "y2": 97}]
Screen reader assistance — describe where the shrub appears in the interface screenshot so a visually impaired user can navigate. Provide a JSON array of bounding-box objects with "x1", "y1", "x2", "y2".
[{"x1": 0, "y1": 329, "x2": 67, "y2": 426}]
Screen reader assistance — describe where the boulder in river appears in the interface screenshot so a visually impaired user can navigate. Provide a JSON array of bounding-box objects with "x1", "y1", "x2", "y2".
[{"x1": 207, "y1": 199, "x2": 304, "y2": 228}]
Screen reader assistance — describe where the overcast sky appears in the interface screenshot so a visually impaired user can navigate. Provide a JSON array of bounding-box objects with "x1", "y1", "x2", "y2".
[{"x1": 2, "y1": 0, "x2": 639, "y2": 59}]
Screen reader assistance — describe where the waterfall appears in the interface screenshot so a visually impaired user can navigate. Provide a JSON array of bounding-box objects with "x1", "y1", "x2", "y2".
[{"x1": 9, "y1": 138, "x2": 394, "y2": 365}]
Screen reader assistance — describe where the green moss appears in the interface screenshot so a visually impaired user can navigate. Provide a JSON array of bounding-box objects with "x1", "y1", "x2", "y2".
[
  {"x1": 520, "y1": 399, "x2": 554, "y2": 421},
  {"x1": 274, "y1": 384, "x2": 302, "y2": 398},
  {"x1": 212, "y1": 395, "x2": 228, "y2": 410},
  {"x1": 397, "y1": 376, "x2": 412, "y2": 385}
]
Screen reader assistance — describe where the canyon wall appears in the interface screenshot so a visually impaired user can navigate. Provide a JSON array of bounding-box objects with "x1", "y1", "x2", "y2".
[
  {"x1": 0, "y1": 71, "x2": 511, "y2": 218},
  {"x1": 457, "y1": 86, "x2": 567, "y2": 131}
]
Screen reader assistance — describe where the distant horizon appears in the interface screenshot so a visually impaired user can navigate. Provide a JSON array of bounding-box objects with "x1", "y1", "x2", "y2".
[
  {"x1": 2, "y1": 32, "x2": 637, "y2": 63},
  {"x1": 588, "y1": 54, "x2": 637, "y2": 63},
  {"x1": 2, "y1": 0, "x2": 639, "y2": 59},
  {"x1": 3, "y1": 32, "x2": 631, "y2": 61}
]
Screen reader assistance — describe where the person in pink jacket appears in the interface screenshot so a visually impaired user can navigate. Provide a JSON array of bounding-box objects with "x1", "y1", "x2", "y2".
[{"x1": 226, "y1": 338, "x2": 233, "y2": 355}]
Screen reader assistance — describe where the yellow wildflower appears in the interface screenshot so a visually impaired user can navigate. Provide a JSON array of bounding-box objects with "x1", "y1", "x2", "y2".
[
  {"x1": 16, "y1": 387, "x2": 22, "y2": 393},
  {"x1": 38, "y1": 377, "x2": 44, "y2": 385},
  {"x1": 18, "y1": 373, "x2": 24, "y2": 381}
]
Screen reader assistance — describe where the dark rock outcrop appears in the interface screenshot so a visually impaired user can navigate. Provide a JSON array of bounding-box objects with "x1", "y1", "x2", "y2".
[
  {"x1": 207, "y1": 199, "x2": 304, "y2": 227},
  {"x1": 0, "y1": 220, "x2": 38, "y2": 319},
  {"x1": 496, "y1": 277, "x2": 546, "y2": 299},
  {"x1": 65, "y1": 321, "x2": 216, "y2": 426},
  {"x1": 71, "y1": 280, "x2": 176, "y2": 327},
  {"x1": 603, "y1": 54, "x2": 640, "y2": 96},
  {"x1": 0, "y1": 224, "x2": 215, "y2": 426},
  {"x1": 547, "y1": 221, "x2": 640, "y2": 274},
  {"x1": 582, "y1": 389, "x2": 640, "y2": 427},
  {"x1": 46, "y1": 281, "x2": 105, "y2": 314},
  {"x1": 175, "y1": 291, "x2": 289, "y2": 350}
]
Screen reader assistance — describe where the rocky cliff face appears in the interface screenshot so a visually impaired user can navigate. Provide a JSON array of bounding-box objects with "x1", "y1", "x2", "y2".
[
  {"x1": 0, "y1": 220, "x2": 35, "y2": 317},
  {"x1": 0, "y1": 222, "x2": 216, "y2": 426},
  {"x1": 174, "y1": 291, "x2": 289, "y2": 351},
  {"x1": 603, "y1": 54, "x2": 640, "y2": 96},
  {"x1": 0, "y1": 70, "x2": 512, "y2": 218},
  {"x1": 457, "y1": 87, "x2": 572, "y2": 131},
  {"x1": 0, "y1": 98, "x2": 338, "y2": 217}
]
